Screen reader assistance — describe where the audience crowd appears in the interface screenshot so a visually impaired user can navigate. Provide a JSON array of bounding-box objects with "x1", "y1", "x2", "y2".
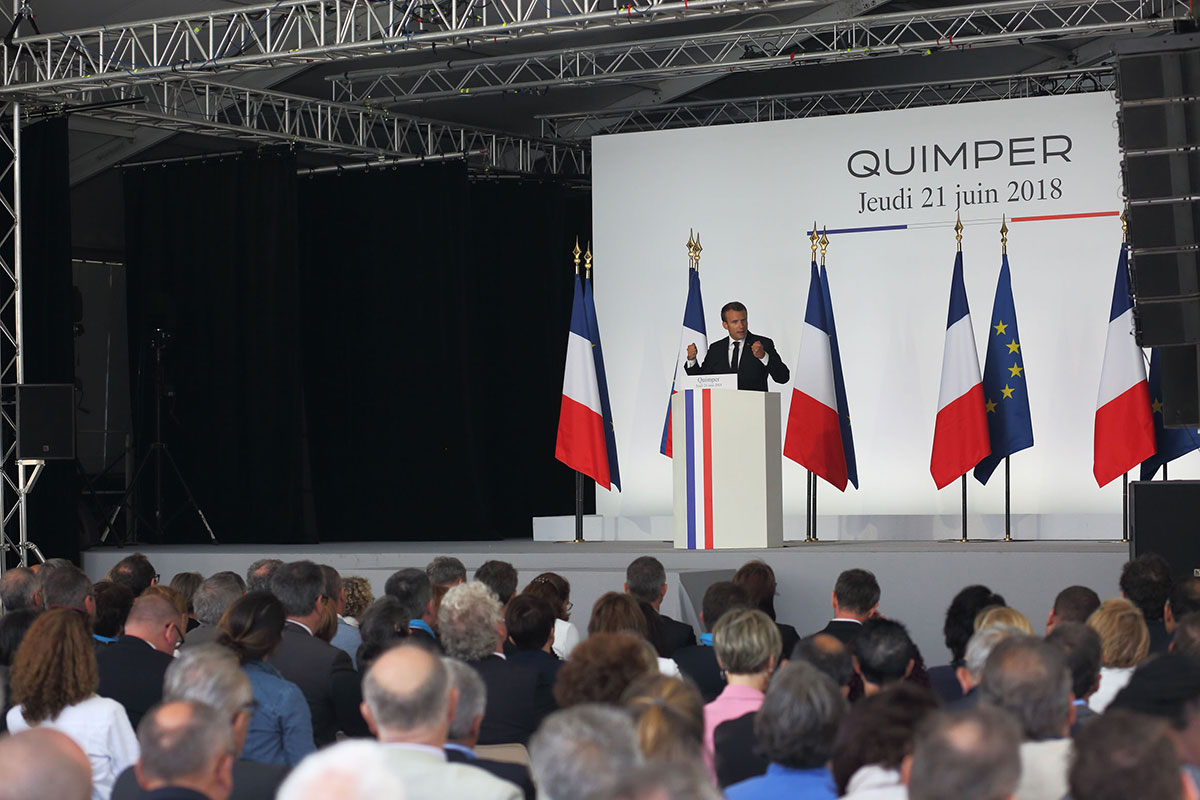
[{"x1": 0, "y1": 550, "x2": 1194, "y2": 800}]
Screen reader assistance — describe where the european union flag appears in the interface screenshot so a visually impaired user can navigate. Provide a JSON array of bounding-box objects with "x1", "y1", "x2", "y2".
[
  {"x1": 974, "y1": 254, "x2": 1034, "y2": 484},
  {"x1": 1139, "y1": 348, "x2": 1200, "y2": 480}
]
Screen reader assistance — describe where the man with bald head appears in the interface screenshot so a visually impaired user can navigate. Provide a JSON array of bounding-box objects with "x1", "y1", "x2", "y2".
[
  {"x1": 0, "y1": 728, "x2": 92, "y2": 800},
  {"x1": 361, "y1": 644, "x2": 521, "y2": 799},
  {"x1": 135, "y1": 701, "x2": 234, "y2": 800},
  {"x1": 99, "y1": 593, "x2": 186, "y2": 728}
]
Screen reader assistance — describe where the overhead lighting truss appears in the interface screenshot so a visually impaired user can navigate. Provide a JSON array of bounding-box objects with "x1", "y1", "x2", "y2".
[{"x1": 328, "y1": 0, "x2": 1185, "y2": 104}]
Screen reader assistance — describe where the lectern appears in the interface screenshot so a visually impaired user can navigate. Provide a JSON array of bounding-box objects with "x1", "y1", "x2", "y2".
[{"x1": 671, "y1": 388, "x2": 784, "y2": 550}]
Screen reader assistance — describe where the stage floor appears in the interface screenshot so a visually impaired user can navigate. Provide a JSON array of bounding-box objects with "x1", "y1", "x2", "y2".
[{"x1": 83, "y1": 538, "x2": 1130, "y2": 664}]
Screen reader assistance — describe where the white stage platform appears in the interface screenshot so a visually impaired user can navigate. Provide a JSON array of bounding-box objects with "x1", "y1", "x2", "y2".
[{"x1": 82, "y1": 537, "x2": 1130, "y2": 662}]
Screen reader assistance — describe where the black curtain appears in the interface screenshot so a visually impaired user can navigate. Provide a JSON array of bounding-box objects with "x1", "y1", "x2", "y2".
[{"x1": 123, "y1": 152, "x2": 307, "y2": 545}]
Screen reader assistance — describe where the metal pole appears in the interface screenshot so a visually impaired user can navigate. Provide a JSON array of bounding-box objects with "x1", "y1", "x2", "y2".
[
  {"x1": 1122, "y1": 472, "x2": 1129, "y2": 543},
  {"x1": 574, "y1": 471, "x2": 584, "y2": 544},
  {"x1": 12, "y1": 100, "x2": 26, "y2": 567},
  {"x1": 1004, "y1": 456, "x2": 1012, "y2": 542},
  {"x1": 805, "y1": 470, "x2": 813, "y2": 542},
  {"x1": 812, "y1": 472, "x2": 819, "y2": 542},
  {"x1": 960, "y1": 474, "x2": 968, "y2": 543},
  {"x1": 1163, "y1": 463, "x2": 1169, "y2": 480}
]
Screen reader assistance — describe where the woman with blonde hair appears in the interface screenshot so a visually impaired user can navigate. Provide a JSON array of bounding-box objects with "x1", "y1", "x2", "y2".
[
  {"x1": 974, "y1": 604, "x2": 1034, "y2": 635},
  {"x1": 6, "y1": 608, "x2": 138, "y2": 800},
  {"x1": 1087, "y1": 597, "x2": 1150, "y2": 712},
  {"x1": 622, "y1": 673, "x2": 706, "y2": 766},
  {"x1": 703, "y1": 608, "x2": 782, "y2": 759}
]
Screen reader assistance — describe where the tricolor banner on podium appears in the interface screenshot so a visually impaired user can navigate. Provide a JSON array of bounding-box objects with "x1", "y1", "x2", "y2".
[{"x1": 679, "y1": 388, "x2": 715, "y2": 550}]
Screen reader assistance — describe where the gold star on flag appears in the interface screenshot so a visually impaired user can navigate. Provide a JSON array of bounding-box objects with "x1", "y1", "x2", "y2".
[
  {"x1": 1009, "y1": 363, "x2": 1023, "y2": 378},
  {"x1": 993, "y1": 321, "x2": 1008, "y2": 336},
  {"x1": 985, "y1": 398, "x2": 997, "y2": 413},
  {"x1": 1006, "y1": 340, "x2": 1020, "y2": 354},
  {"x1": 1002, "y1": 385, "x2": 1015, "y2": 399},
  {"x1": 1152, "y1": 398, "x2": 1163, "y2": 414}
]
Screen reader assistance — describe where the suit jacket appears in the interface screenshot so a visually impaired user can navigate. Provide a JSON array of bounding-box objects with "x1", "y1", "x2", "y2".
[
  {"x1": 180, "y1": 623, "x2": 221, "y2": 649},
  {"x1": 673, "y1": 644, "x2": 724, "y2": 703},
  {"x1": 926, "y1": 664, "x2": 965, "y2": 704},
  {"x1": 112, "y1": 760, "x2": 289, "y2": 800},
  {"x1": 446, "y1": 746, "x2": 536, "y2": 800},
  {"x1": 684, "y1": 333, "x2": 790, "y2": 391},
  {"x1": 820, "y1": 619, "x2": 863, "y2": 646},
  {"x1": 659, "y1": 613, "x2": 696, "y2": 657},
  {"x1": 505, "y1": 649, "x2": 561, "y2": 720},
  {"x1": 269, "y1": 622, "x2": 369, "y2": 747},
  {"x1": 384, "y1": 745, "x2": 521, "y2": 800},
  {"x1": 96, "y1": 635, "x2": 175, "y2": 730},
  {"x1": 468, "y1": 655, "x2": 542, "y2": 745},
  {"x1": 776, "y1": 622, "x2": 800, "y2": 659},
  {"x1": 945, "y1": 686, "x2": 980, "y2": 712},
  {"x1": 714, "y1": 711, "x2": 768, "y2": 789}
]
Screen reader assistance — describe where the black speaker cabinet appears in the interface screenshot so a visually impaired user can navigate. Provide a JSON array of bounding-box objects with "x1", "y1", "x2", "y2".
[
  {"x1": 16, "y1": 383, "x2": 75, "y2": 460},
  {"x1": 1130, "y1": 480, "x2": 1200, "y2": 582}
]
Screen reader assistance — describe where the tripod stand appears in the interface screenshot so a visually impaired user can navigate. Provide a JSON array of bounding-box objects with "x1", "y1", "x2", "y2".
[{"x1": 100, "y1": 330, "x2": 217, "y2": 545}]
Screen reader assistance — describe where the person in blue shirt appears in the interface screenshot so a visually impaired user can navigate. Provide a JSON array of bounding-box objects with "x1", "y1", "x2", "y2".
[
  {"x1": 217, "y1": 591, "x2": 315, "y2": 767},
  {"x1": 725, "y1": 661, "x2": 845, "y2": 800}
]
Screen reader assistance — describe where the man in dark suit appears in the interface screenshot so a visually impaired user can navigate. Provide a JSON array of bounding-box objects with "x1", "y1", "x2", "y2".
[
  {"x1": 129, "y1": 702, "x2": 235, "y2": 800},
  {"x1": 1120, "y1": 553, "x2": 1173, "y2": 655},
  {"x1": 673, "y1": 581, "x2": 750, "y2": 703},
  {"x1": 444, "y1": 658, "x2": 536, "y2": 800},
  {"x1": 683, "y1": 301, "x2": 790, "y2": 392},
  {"x1": 1045, "y1": 622, "x2": 1102, "y2": 736},
  {"x1": 439, "y1": 581, "x2": 542, "y2": 745},
  {"x1": 815, "y1": 568, "x2": 881, "y2": 646},
  {"x1": 97, "y1": 593, "x2": 184, "y2": 729},
  {"x1": 504, "y1": 595, "x2": 561, "y2": 720},
  {"x1": 624, "y1": 556, "x2": 694, "y2": 656},
  {"x1": 268, "y1": 560, "x2": 369, "y2": 746}
]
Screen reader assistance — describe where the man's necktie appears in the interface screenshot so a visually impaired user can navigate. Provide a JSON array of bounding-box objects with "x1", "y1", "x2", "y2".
[{"x1": 731, "y1": 341, "x2": 741, "y2": 371}]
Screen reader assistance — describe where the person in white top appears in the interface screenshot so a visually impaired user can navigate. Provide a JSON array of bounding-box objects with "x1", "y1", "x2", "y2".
[
  {"x1": 830, "y1": 683, "x2": 940, "y2": 799},
  {"x1": 6, "y1": 608, "x2": 139, "y2": 800},
  {"x1": 1085, "y1": 597, "x2": 1150, "y2": 713},
  {"x1": 520, "y1": 573, "x2": 580, "y2": 660}
]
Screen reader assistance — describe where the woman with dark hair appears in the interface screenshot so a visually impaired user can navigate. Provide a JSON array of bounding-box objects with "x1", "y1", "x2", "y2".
[
  {"x1": 355, "y1": 595, "x2": 411, "y2": 672},
  {"x1": 217, "y1": 590, "x2": 315, "y2": 766},
  {"x1": 732, "y1": 561, "x2": 800, "y2": 657},
  {"x1": 927, "y1": 584, "x2": 1006, "y2": 703},
  {"x1": 523, "y1": 572, "x2": 580, "y2": 659},
  {"x1": 6, "y1": 608, "x2": 138, "y2": 800},
  {"x1": 91, "y1": 581, "x2": 133, "y2": 645},
  {"x1": 831, "y1": 683, "x2": 940, "y2": 798},
  {"x1": 589, "y1": 592, "x2": 679, "y2": 676},
  {"x1": 168, "y1": 571, "x2": 204, "y2": 630},
  {"x1": 554, "y1": 632, "x2": 659, "y2": 708}
]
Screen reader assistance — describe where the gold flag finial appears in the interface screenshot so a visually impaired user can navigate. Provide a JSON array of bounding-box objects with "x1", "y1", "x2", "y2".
[
  {"x1": 819, "y1": 228, "x2": 829, "y2": 264},
  {"x1": 694, "y1": 232, "x2": 703, "y2": 264},
  {"x1": 1000, "y1": 215, "x2": 1009, "y2": 256},
  {"x1": 584, "y1": 242, "x2": 593, "y2": 279},
  {"x1": 572, "y1": 237, "x2": 581, "y2": 275},
  {"x1": 687, "y1": 229, "x2": 697, "y2": 264},
  {"x1": 955, "y1": 213, "x2": 964, "y2": 252},
  {"x1": 810, "y1": 223, "x2": 819, "y2": 258},
  {"x1": 1121, "y1": 210, "x2": 1128, "y2": 243}
]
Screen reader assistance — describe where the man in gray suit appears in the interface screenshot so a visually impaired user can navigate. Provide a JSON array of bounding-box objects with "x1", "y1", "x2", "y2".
[
  {"x1": 184, "y1": 572, "x2": 246, "y2": 649},
  {"x1": 361, "y1": 643, "x2": 521, "y2": 800}
]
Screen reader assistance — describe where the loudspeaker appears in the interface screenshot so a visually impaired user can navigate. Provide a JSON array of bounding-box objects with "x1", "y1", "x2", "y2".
[
  {"x1": 16, "y1": 383, "x2": 75, "y2": 460},
  {"x1": 1130, "y1": 480, "x2": 1200, "y2": 583}
]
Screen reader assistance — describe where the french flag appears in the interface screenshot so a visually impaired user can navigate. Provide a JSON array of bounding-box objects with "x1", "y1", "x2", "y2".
[
  {"x1": 660, "y1": 264, "x2": 707, "y2": 457},
  {"x1": 931, "y1": 252, "x2": 991, "y2": 489},
  {"x1": 784, "y1": 260, "x2": 853, "y2": 490},
  {"x1": 556, "y1": 273, "x2": 614, "y2": 490},
  {"x1": 1093, "y1": 243, "x2": 1154, "y2": 487},
  {"x1": 583, "y1": 270, "x2": 621, "y2": 491}
]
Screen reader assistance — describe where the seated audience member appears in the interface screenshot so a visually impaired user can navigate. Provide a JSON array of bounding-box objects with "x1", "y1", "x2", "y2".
[
  {"x1": 1120, "y1": 552, "x2": 1173, "y2": 655},
  {"x1": 318, "y1": 565, "x2": 361, "y2": 668},
  {"x1": 555, "y1": 632, "x2": 659, "y2": 708},
  {"x1": 0, "y1": 565, "x2": 37, "y2": 612},
  {"x1": 0, "y1": 607, "x2": 39, "y2": 730},
  {"x1": 426, "y1": 556, "x2": 467, "y2": 588},
  {"x1": 504, "y1": 594, "x2": 561, "y2": 719},
  {"x1": 356, "y1": 596, "x2": 412, "y2": 671},
  {"x1": 904, "y1": 707, "x2": 1022, "y2": 800},
  {"x1": 1069, "y1": 709, "x2": 1196, "y2": 800},
  {"x1": 92, "y1": 582, "x2": 135, "y2": 647},
  {"x1": 589, "y1": 591, "x2": 679, "y2": 675},
  {"x1": 475, "y1": 560, "x2": 519, "y2": 606},
  {"x1": 361, "y1": 644, "x2": 521, "y2": 800},
  {"x1": 704, "y1": 609, "x2": 781, "y2": 757},
  {"x1": 7, "y1": 608, "x2": 138, "y2": 800},
  {"x1": 185, "y1": 573, "x2": 245, "y2": 649},
  {"x1": 386, "y1": 568, "x2": 440, "y2": 648},
  {"x1": 724, "y1": 661, "x2": 845, "y2": 799},
  {"x1": 142, "y1": 585, "x2": 189, "y2": 619},
  {"x1": 245, "y1": 559, "x2": 282, "y2": 593},
  {"x1": 1044, "y1": 621, "x2": 1103, "y2": 734},
  {"x1": 132, "y1": 701, "x2": 234, "y2": 800},
  {"x1": 733, "y1": 560, "x2": 799, "y2": 657},
  {"x1": 43, "y1": 565, "x2": 97, "y2": 617},
  {"x1": 818, "y1": 568, "x2": 880, "y2": 645},
  {"x1": 975, "y1": 605, "x2": 1033, "y2": 634},
  {"x1": 98, "y1": 593, "x2": 186, "y2": 729},
  {"x1": 622, "y1": 674, "x2": 705, "y2": 767},
  {"x1": 438, "y1": 580, "x2": 540, "y2": 744},
  {"x1": 29, "y1": 558, "x2": 73, "y2": 608},
  {"x1": 929, "y1": 585, "x2": 1007, "y2": 703},
  {"x1": 1176, "y1": 612, "x2": 1200, "y2": 661},
  {"x1": 604, "y1": 761, "x2": 724, "y2": 800},
  {"x1": 792, "y1": 633, "x2": 854, "y2": 695},
  {"x1": 979, "y1": 636, "x2": 1074, "y2": 800},
  {"x1": 108, "y1": 553, "x2": 159, "y2": 597},
  {"x1": 112, "y1": 645, "x2": 289, "y2": 800},
  {"x1": 831, "y1": 683, "x2": 939, "y2": 799},
  {"x1": 275, "y1": 740, "x2": 400, "y2": 800},
  {"x1": 443, "y1": 658, "x2": 536, "y2": 800},
  {"x1": 626, "y1": 556, "x2": 695, "y2": 656},
  {"x1": 217, "y1": 591, "x2": 315, "y2": 766},
  {"x1": 169, "y1": 572, "x2": 204, "y2": 631},
  {"x1": 854, "y1": 618, "x2": 917, "y2": 696},
  {"x1": 521, "y1": 572, "x2": 580, "y2": 660},
  {"x1": 947, "y1": 624, "x2": 1023, "y2": 711},
  {"x1": 1086, "y1": 596, "x2": 1150, "y2": 712},
  {"x1": 1167, "y1": 577, "x2": 1200, "y2": 636},
  {"x1": 268, "y1": 561, "x2": 369, "y2": 746},
  {"x1": 673, "y1": 581, "x2": 750, "y2": 702},
  {"x1": 341, "y1": 576, "x2": 373, "y2": 624},
  {"x1": 529, "y1": 705, "x2": 644, "y2": 800},
  {"x1": 0, "y1": 727, "x2": 93, "y2": 800},
  {"x1": 1108, "y1": 653, "x2": 1200, "y2": 787},
  {"x1": 1045, "y1": 585, "x2": 1101, "y2": 633}
]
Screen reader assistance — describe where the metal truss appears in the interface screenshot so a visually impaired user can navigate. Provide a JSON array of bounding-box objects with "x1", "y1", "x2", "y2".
[
  {"x1": 540, "y1": 66, "x2": 1117, "y2": 137},
  {"x1": 0, "y1": 0, "x2": 820, "y2": 96},
  {"x1": 330, "y1": 0, "x2": 1183, "y2": 104}
]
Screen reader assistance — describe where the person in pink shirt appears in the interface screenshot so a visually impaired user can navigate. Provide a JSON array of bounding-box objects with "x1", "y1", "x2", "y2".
[{"x1": 703, "y1": 609, "x2": 782, "y2": 759}]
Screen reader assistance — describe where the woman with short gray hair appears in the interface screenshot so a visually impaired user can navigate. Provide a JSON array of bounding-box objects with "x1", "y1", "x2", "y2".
[{"x1": 702, "y1": 609, "x2": 781, "y2": 770}]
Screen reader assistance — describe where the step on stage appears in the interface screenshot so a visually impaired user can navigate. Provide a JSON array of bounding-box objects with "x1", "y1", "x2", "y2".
[{"x1": 83, "y1": 538, "x2": 1129, "y2": 663}]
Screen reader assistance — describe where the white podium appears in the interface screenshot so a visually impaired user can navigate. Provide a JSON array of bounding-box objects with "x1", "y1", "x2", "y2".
[{"x1": 671, "y1": 388, "x2": 784, "y2": 550}]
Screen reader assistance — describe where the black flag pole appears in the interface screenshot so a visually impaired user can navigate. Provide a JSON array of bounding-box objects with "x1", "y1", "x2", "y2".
[
  {"x1": 961, "y1": 475, "x2": 968, "y2": 543},
  {"x1": 1122, "y1": 472, "x2": 1129, "y2": 543},
  {"x1": 574, "y1": 471, "x2": 585, "y2": 544},
  {"x1": 812, "y1": 473, "x2": 819, "y2": 542},
  {"x1": 1004, "y1": 456, "x2": 1012, "y2": 542},
  {"x1": 805, "y1": 470, "x2": 813, "y2": 542}
]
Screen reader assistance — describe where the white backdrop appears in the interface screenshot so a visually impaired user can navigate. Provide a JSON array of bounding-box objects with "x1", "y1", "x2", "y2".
[{"x1": 589, "y1": 92, "x2": 1200, "y2": 537}]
